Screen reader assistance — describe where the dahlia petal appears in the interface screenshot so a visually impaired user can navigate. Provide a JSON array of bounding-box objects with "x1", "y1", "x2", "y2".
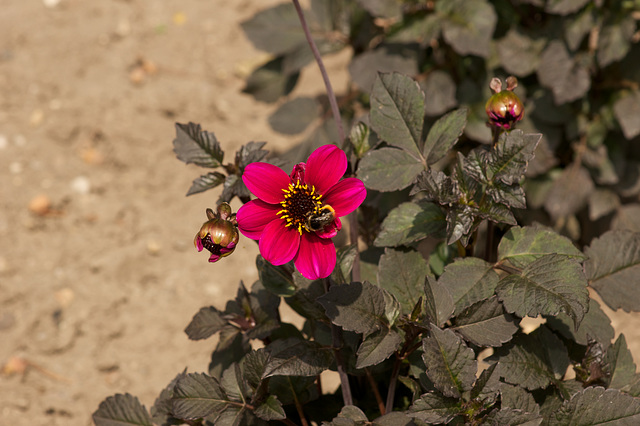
[
  {"x1": 295, "y1": 232, "x2": 336, "y2": 280},
  {"x1": 242, "y1": 162, "x2": 290, "y2": 204},
  {"x1": 305, "y1": 145, "x2": 347, "y2": 195},
  {"x1": 237, "y1": 199, "x2": 281, "y2": 240},
  {"x1": 314, "y1": 217, "x2": 341, "y2": 239},
  {"x1": 323, "y1": 177, "x2": 367, "y2": 217},
  {"x1": 259, "y1": 219, "x2": 300, "y2": 265}
]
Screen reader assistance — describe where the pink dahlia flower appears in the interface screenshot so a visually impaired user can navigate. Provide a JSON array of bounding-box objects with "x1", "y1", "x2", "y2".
[{"x1": 237, "y1": 144, "x2": 366, "y2": 280}]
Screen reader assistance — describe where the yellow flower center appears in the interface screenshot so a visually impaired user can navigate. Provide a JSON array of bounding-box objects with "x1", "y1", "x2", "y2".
[{"x1": 277, "y1": 180, "x2": 324, "y2": 235}]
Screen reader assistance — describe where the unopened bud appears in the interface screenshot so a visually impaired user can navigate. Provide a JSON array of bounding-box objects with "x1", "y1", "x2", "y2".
[
  {"x1": 194, "y1": 203, "x2": 239, "y2": 263},
  {"x1": 486, "y1": 76, "x2": 524, "y2": 130}
]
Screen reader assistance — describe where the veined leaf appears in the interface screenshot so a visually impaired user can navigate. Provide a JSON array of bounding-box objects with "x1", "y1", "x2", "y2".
[
  {"x1": 437, "y1": 0, "x2": 497, "y2": 58},
  {"x1": 498, "y1": 225, "x2": 586, "y2": 269},
  {"x1": 370, "y1": 72, "x2": 424, "y2": 158},
  {"x1": 374, "y1": 200, "x2": 446, "y2": 247},
  {"x1": 184, "y1": 306, "x2": 228, "y2": 341},
  {"x1": 489, "y1": 130, "x2": 541, "y2": 185},
  {"x1": 411, "y1": 169, "x2": 461, "y2": 204},
  {"x1": 93, "y1": 393, "x2": 153, "y2": 426},
  {"x1": 172, "y1": 373, "x2": 229, "y2": 420},
  {"x1": 537, "y1": 41, "x2": 590, "y2": 104},
  {"x1": 452, "y1": 296, "x2": 519, "y2": 347},
  {"x1": 446, "y1": 204, "x2": 475, "y2": 245},
  {"x1": 263, "y1": 338, "x2": 333, "y2": 377},
  {"x1": 186, "y1": 171, "x2": 226, "y2": 196},
  {"x1": 254, "y1": 395, "x2": 285, "y2": 421},
  {"x1": 318, "y1": 281, "x2": 400, "y2": 336},
  {"x1": 500, "y1": 383, "x2": 540, "y2": 414},
  {"x1": 605, "y1": 334, "x2": 637, "y2": 390},
  {"x1": 424, "y1": 276, "x2": 455, "y2": 327},
  {"x1": 613, "y1": 89, "x2": 640, "y2": 140},
  {"x1": 486, "y1": 408, "x2": 542, "y2": 425},
  {"x1": 423, "y1": 108, "x2": 468, "y2": 166},
  {"x1": 489, "y1": 326, "x2": 570, "y2": 390},
  {"x1": 438, "y1": 257, "x2": 500, "y2": 315},
  {"x1": 356, "y1": 327, "x2": 404, "y2": 369},
  {"x1": 173, "y1": 122, "x2": 224, "y2": 168},
  {"x1": 546, "y1": 299, "x2": 614, "y2": 348},
  {"x1": 496, "y1": 254, "x2": 589, "y2": 328},
  {"x1": 585, "y1": 230, "x2": 640, "y2": 312},
  {"x1": 422, "y1": 325, "x2": 477, "y2": 398},
  {"x1": 378, "y1": 248, "x2": 430, "y2": 315},
  {"x1": 549, "y1": 387, "x2": 640, "y2": 424},
  {"x1": 408, "y1": 392, "x2": 463, "y2": 423},
  {"x1": 357, "y1": 147, "x2": 424, "y2": 192}
]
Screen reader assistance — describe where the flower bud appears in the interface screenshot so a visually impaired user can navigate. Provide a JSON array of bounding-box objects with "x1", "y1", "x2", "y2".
[
  {"x1": 485, "y1": 76, "x2": 524, "y2": 130},
  {"x1": 194, "y1": 203, "x2": 239, "y2": 263}
]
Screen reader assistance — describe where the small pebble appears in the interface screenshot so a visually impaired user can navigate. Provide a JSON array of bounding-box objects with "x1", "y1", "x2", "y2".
[
  {"x1": 42, "y1": 0, "x2": 61, "y2": 8},
  {"x1": 0, "y1": 134, "x2": 7, "y2": 149},
  {"x1": 71, "y1": 176, "x2": 91, "y2": 194},
  {"x1": 147, "y1": 240, "x2": 161, "y2": 255},
  {"x1": 28, "y1": 194, "x2": 52, "y2": 215},
  {"x1": 54, "y1": 288, "x2": 75, "y2": 309}
]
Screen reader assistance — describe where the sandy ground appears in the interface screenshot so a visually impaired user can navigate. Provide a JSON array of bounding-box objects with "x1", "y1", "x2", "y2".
[{"x1": 1, "y1": 1, "x2": 639, "y2": 425}]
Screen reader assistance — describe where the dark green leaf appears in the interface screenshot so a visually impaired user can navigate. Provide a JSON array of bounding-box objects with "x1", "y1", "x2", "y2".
[
  {"x1": 597, "y1": 17, "x2": 636, "y2": 68},
  {"x1": 424, "y1": 276, "x2": 455, "y2": 327},
  {"x1": 220, "y1": 173, "x2": 251, "y2": 204},
  {"x1": 549, "y1": 387, "x2": 640, "y2": 424},
  {"x1": 349, "y1": 44, "x2": 420, "y2": 93},
  {"x1": 254, "y1": 395, "x2": 286, "y2": 421},
  {"x1": 242, "y1": 349, "x2": 270, "y2": 391},
  {"x1": 452, "y1": 296, "x2": 520, "y2": 347},
  {"x1": 496, "y1": 254, "x2": 589, "y2": 328},
  {"x1": 408, "y1": 392, "x2": 463, "y2": 423},
  {"x1": 613, "y1": 90, "x2": 640, "y2": 140},
  {"x1": 184, "y1": 306, "x2": 227, "y2": 341},
  {"x1": 423, "y1": 108, "x2": 467, "y2": 165},
  {"x1": 422, "y1": 325, "x2": 477, "y2": 398},
  {"x1": 268, "y1": 97, "x2": 318, "y2": 135},
  {"x1": 374, "y1": 200, "x2": 447, "y2": 247},
  {"x1": 490, "y1": 130, "x2": 541, "y2": 186},
  {"x1": 477, "y1": 202, "x2": 517, "y2": 226},
  {"x1": 243, "y1": 57, "x2": 299, "y2": 103},
  {"x1": 93, "y1": 393, "x2": 153, "y2": 426},
  {"x1": 378, "y1": 248, "x2": 430, "y2": 314},
  {"x1": 544, "y1": 165, "x2": 594, "y2": 221},
  {"x1": 564, "y1": 6, "x2": 594, "y2": 51},
  {"x1": 240, "y1": 3, "x2": 305, "y2": 56},
  {"x1": 173, "y1": 122, "x2": 224, "y2": 168},
  {"x1": 268, "y1": 376, "x2": 318, "y2": 406},
  {"x1": 438, "y1": 257, "x2": 500, "y2": 315},
  {"x1": 421, "y1": 71, "x2": 458, "y2": 117},
  {"x1": 605, "y1": 334, "x2": 637, "y2": 390},
  {"x1": 585, "y1": 230, "x2": 640, "y2": 312},
  {"x1": 349, "y1": 121, "x2": 372, "y2": 159},
  {"x1": 263, "y1": 338, "x2": 333, "y2": 377},
  {"x1": 286, "y1": 274, "x2": 328, "y2": 320},
  {"x1": 437, "y1": 0, "x2": 497, "y2": 58},
  {"x1": 236, "y1": 141, "x2": 269, "y2": 169},
  {"x1": 372, "y1": 411, "x2": 415, "y2": 425},
  {"x1": 332, "y1": 245, "x2": 358, "y2": 285},
  {"x1": 545, "y1": 0, "x2": 590, "y2": 15},
  {"x1": 357, "y1": 147, "x2": 424, "y2": 192},
  {"x1": 356, "y1": 327, "x2": 404, "y2": 369},
  {"x1": 220, "y1": 363, "x2": 249, "y2": 403},
  {"x1": 446, "y1": 204, "x2": 475, "y2": 246},
  {"x1": 486, "y1": 181, "x2": 526, "y2": 209},
  {"x1": 546, "y1": 298, "x2": 614, "y2": 348},
  {"x1": 186, "y1": 172, "x2": 226, "y2": 196},
  {"x1": 370, "y1": 72, "x2": 424, "y2": 158},
  {"x1": 470, "y1": 363, "x2": 501, "y2": 402},
  {"x1": 172, "y1": 373, "x2": 229, "y2": 420},
  {"x1": 497, "y1": 225, "x2": 586, "y2": 269},
  {"x1": 256, "y1": 256, "x2": 296, "y2": 297},
  {"x1": 537, "y1": 41, "x2": 590, "y2": 104},
  {"x1": 318, "y1": 281, "x2": 400, "y2": 336},
  {"x1": 496, "y1": 29, "x2": 545, "y2": 77},
  {"x1": 151, "y1": 370, "x2": 188, "y2": 425},
  {"x1": 489, "y1": 326, "x2": 570, "y2": 390},
  {"x1": 486, "y1": 408, "x2": 542, "y2": 425},
  {"x1": 411, "y1": 170, "x2": 461, "y2": 204},
  {"x1": 500, "y1": 383, "x2": 540, "y2": 414},
  {"x1": 324, "y1": 405, "x2": 368, "y2": 425},
  {"x1": 209, "y1": 328, "x2": 251, "y2": 379}
]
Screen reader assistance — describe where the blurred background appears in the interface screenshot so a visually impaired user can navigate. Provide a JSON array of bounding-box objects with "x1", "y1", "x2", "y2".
[{"x1": 0, "y1": 0, "x2": 347, "y2": 423}]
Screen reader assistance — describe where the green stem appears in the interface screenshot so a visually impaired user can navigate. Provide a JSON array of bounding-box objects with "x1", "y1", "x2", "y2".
[{"x1": 292, "y1": 0, "x2": 345, "y2": 144}]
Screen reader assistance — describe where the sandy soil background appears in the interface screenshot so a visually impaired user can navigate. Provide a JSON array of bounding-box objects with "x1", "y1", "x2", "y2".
[{"x1": 1, "y1": 1, "x2": 639, "y2": 425}]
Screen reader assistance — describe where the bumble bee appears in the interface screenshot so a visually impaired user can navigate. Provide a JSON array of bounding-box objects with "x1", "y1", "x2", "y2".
[{"x1": 305, "y1": 205, "x2": 336, "y2": 232}]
